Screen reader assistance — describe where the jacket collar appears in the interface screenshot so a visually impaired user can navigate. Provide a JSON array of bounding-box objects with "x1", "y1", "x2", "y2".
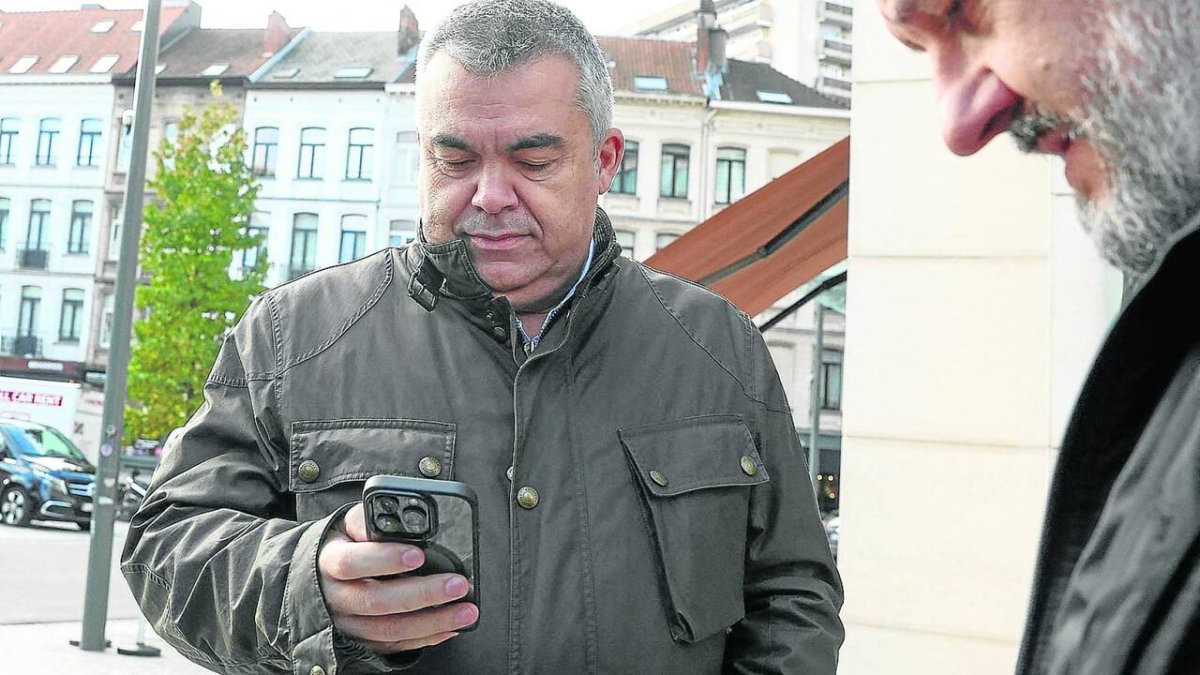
[{"x1": 403, "y1": 207, "x2": 620, "y2": 312}]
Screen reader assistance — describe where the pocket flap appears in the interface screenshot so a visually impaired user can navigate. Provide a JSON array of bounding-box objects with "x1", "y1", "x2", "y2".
[
  {"x1": 289, "y1": 419, "x2": 456, "y2": 492},
  {"x1": 619, "y1": 414, "x2": 769, "y2": 497}
]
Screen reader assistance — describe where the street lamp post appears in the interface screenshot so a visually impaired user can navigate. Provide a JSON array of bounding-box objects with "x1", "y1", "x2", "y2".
[{"x1": 77, "y1": 0, "x2": 162, "y2": 652}]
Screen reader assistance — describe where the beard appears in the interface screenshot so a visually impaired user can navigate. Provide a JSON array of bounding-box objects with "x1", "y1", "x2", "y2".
[{"x1": 1010, "y1": 0, "x2": 1200, "y2": 277}]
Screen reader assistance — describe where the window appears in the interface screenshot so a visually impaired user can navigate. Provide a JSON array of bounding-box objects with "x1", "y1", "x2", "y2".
[
  {"x1": 117, "y1": 120, "x2": 132, "y2": 172},
  {"x1": 109, "y1": 205, "x2": 123, "y2": 260},
  {"x1": 714, "y1": 147, "x2": 747, "y2": 205},
  {"x1": 655, "y1": 232, "x2": 680, "y2": 251},
  {"x1": 26, "y1": 199, "x2": 50, "y2": 250},
  {"x1": 59, "y1": 289, "x2": 84, "y2": 342},
  {"x1": 0, "y1": 197, "x2": 8, "y2": 249},
  {"x1": 335, "y1": 66, "x2": 372, "y2": 79},
  {"x1": 202, "y1": 63, "x2": 230, "y2": 77},
  {"x1": 394, "y1": 131, "x2": 418, "y2": 185},
  {"x1": 615, "y1": 229, "x2": 636, "y2": 258},
  {"x1": 91, "y1": 20, "x2": 115, "y2": 33},
  {"x1": 163, "y1": 121, "x2": 179, "y2": 146},
  {"x1": 339, "y1": 215, "x2": 367, "y2": 263},
  {"x1": 77, "y1": 119, "x2": 102, "y2": 166},
  {"x1": 36, "y1": 118, "x2": 60, "y2": 166},
  {"x1": 68, "y1": 201, "x2": 92, "y2": 254},
  {"x1": 0, "y1": 118, "x2": 17, "y2": 165},
  {"x1": 242, "y1": 213, "x2": 269, "y2": 271},
  {"x1": 756, "y1": 90, "x2": 794, "y2": 105},
  {"x1": 345, "y1": 128, "x2": 373, "y2": 181},
  {"x1": 48, "y1": 55, "x2": 79, "y2": 74},
  {"x1": 18, "y1": 286, "x2": 41, "y2": 338},
  {"x1": 820, "y1": 348, "x2": 843, "y2": 411},
  {"x1": 659, "y1": 143, "x2": 690, "y2": 198},
  {"x1": 297, "y1": 127, "x2": 325, "y2": 179},
  {"x1": 289, "y1": 213, "x2": 318, "y2": 278},
  {"x1": 9, "y1": 56, "x2": 38, "y2": 74},
  {"x1": 251, "y1": 127, "x2": 279, "y2": 177},
  {"x1": 611, "y1": 140, "x2": 638, "y2": 195},
  {"x1": 633, "y1": 76, "x2": 668, "y2": 91},
  {"x1": 100, "y1": 294, "x2": 114, "y2": 347},
  {"x1": 389, "y1": 219, "x2": 417, "y2": 247},
  {"x1": 89, "y1": 54, "x2": 119, "y2": 74}
]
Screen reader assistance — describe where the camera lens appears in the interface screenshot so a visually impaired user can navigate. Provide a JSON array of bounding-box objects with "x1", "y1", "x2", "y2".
[
  {"x1": 375, "y1": 496, "x2": 400, "y2": 514},
  {"x1": 400, "y1": 505, "x2": 429, "y2": 535},
  {"x1": 374, "y1": 514, "x2": 403, "y2": 534}
]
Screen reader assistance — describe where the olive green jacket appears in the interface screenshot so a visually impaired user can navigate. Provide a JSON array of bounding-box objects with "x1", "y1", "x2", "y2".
[{"x1": 122, "y1": 209, "x2": 844, "y2": 674}]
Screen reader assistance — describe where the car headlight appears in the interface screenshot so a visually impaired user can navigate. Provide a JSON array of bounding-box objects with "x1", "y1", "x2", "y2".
[{"x1": 33, "y1": 466, "x2": 69, "y2": 495}]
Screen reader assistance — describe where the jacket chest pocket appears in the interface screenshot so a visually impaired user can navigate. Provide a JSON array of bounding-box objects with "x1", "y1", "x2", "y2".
[
  {"x1": 289, "y1": 419, "x2": 456, "y2": 522},
  {"x1": 618, "y1": 414, "x2": 770, "y2": 645}
]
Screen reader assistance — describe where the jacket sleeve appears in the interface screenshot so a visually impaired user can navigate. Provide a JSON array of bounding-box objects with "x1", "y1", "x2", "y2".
[
  {"x1": 120, "y1": 300, "x2": 394, "y2": 675},
  {"x1": 723, "y1": 324, "x2": 845, "y2": 674}
]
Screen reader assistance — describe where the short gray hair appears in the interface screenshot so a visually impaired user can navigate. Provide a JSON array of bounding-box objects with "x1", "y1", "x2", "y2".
[{"x1": 416, "y1": 0, "x2": 614, "y2": 150}]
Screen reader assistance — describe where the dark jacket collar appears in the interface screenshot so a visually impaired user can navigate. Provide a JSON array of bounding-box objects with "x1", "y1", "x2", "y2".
[{"x1": 403, "y1": 207, "x2": 620, "y2": 312}]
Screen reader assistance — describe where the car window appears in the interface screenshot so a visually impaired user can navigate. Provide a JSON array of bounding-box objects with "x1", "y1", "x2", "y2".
[{"x1": 9, "y1": 425, "x2": 87, "y2": 462}]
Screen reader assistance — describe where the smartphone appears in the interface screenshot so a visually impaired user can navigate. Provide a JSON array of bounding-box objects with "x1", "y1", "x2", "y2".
[{"x1": 362, "y1": 475, "x2": 481, "y2": 618}]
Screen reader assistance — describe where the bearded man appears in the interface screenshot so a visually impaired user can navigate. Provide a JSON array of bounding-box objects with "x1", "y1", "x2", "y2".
[{"x1": 877, "y1": 1, "x2": 1200, "y2": 673}]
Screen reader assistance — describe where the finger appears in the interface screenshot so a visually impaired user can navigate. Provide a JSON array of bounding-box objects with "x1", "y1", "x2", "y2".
[
  {"x1": 340, "y1": 503, "x2": 369, "y2": 542},
  {"x1": 358, "y1": 631, "x2": 460, "y2": 655},
  {"x1": 319, "y1": 538, "x2": 425, "y2": 582},
  {"x1": 337, "y1": 602, "x2": 479, "y2": 644},
  {"x1": 326, "y1": 573, "x2": 470, "y2": 617}
]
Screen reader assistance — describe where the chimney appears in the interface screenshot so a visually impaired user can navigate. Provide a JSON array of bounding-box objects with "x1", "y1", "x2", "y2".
[
  {"x1": 398, "y1": 5, "x2": 421, "y2": 56},
  {"x1": 696, "y1": 0, "x2": 717, "y2": 74},
  {"x1": 709, "y1": 27, "x2": 728, "y2": 73},
  {"x1": 264, "y1": 11, "x2": 290, "y2": 55}
]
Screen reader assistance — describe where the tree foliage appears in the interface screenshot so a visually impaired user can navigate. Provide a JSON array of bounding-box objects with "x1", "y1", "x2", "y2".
[{"x1": 125, "y1": 89, "x2": 265, "y2": 442}]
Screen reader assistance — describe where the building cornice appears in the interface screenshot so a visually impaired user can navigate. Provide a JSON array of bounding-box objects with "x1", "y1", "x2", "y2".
[
  {"x1": 0, "y1": 74, "x2": 113, "y2": 86},
  {"x1": 708, "y1": 99, "x2": 851, "y2": 119}
]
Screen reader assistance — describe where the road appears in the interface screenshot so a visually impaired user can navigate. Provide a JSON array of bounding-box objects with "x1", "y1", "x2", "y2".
[{"x1": 0, "y1": 519, "x2": 143, "y2": 625}]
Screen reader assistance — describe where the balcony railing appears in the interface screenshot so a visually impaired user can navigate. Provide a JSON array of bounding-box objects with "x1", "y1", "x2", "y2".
[
  {"x1": 820, "y1": 73, "x2": 853, "y2": 93},
  {"x1": 821, "y1": 38, "x2": 853, "y2": 66},
  {"x1": 2, "y1": 334, "x2": 43, "y2": 357},
  {"x1": 821, "y1": 1, "x2": 853, "y2": 26},
  {"x1": 17, "y1": 244, "x2": 49, "y2": 270}
]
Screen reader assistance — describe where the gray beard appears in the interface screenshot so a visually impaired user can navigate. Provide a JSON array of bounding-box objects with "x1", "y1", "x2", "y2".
[{"x1": 1012, "y1": 0, "x2": 1200, "y2": 277}]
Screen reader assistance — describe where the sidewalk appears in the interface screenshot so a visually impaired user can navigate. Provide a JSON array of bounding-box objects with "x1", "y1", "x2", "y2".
[{"x1": 0, "y1": 619, "x2": 212, "y2": 674}]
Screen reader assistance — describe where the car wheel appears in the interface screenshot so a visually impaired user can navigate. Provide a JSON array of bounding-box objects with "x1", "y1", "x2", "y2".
[{"x1": 1, "y1": 486, "x2": 33, "y2": 527}]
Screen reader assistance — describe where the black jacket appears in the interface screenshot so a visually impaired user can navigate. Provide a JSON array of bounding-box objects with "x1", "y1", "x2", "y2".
[{"x1": 1017, "y1": 215, "x2": 1200, "y2": 674}]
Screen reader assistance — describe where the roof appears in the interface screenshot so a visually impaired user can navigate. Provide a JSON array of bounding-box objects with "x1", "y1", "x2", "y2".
[
  {"x1": 595, "y1": 35, "x2": 841, "y2": 108},
  {"x1": 645, "y1": 136, "x2": 850, "y2": 317},
  {"x1": 256, "y1": 32, "x2": 412, "y2": 87},
  {"x1": 0, "y1": 5, "x2": 193, "y2": 77},
  {"x1": 721, "y1": 59, "x2": 847, "y2": 109},
  {"x1": 596, "y1": 36, "x2": 701, "y2": 97},
  {"x1": 151, "y1": 27, "x2": 301, "y2": 80}
]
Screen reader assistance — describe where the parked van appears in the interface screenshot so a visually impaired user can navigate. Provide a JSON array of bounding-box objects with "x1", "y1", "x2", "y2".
[{"x1": 0, "y1": 419, "x2": 96, "y2": 530}]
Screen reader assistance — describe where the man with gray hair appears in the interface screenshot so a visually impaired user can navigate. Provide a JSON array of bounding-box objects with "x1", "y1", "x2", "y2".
[
  {"x1": 877, "y1": 0, "x2": 1200, "y2": 672},
  {"x1": 122, "y1": 1, "x2": 843, "y2": 673}
]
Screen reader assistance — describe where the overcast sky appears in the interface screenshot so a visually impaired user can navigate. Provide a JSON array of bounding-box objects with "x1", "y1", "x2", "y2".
[{"x1": 0, "y1": 0, "x2": 690, "y2": 36}]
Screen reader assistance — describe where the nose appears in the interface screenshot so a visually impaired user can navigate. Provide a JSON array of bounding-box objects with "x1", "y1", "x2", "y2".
[
  {"x1": 936, "y1": 63, "x2": 1022, "y2": 156},
  {"x1": 471, "y1": 164, "x2": 519, "y2": 214}
]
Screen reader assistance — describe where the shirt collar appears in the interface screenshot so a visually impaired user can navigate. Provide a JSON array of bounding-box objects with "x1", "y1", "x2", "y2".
[{"x1": 517, "y1": 237, "x2": 596, "y2": 348}]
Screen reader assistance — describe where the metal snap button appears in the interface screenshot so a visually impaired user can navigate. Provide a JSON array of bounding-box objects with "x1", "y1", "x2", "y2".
[
  {"x1": 740, "y1": 456, "x2": 759, "y2": 476},
  {"x1": 649, "y1": 470, "x2": 668, "y2": 487},
  {"x1": 297, "y1": 460, "x2": 320, "y2": 483},
  {"x1": 310, "y1": 666, "x2": 326, "y2": 675},
  {"x1": 516, "y1": 486, "x2": 540, "y2": 509},
  {"x1": 492, "y1": 326, "x2": 508, "y2": 342},
  {"x1": 506, "y1": 466, "x2": 514, "y2": 481},
  {"x1": 418, "y1": 456, "x2": 443, "y2": 478}
]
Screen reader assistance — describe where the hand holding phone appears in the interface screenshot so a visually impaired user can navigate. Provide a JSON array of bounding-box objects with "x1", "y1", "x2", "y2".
[{"x1": 363, "y1": 475, "x2": 481, "y2": 616}]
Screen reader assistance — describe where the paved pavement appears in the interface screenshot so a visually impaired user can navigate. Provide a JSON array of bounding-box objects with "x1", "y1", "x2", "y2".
[
  {"x1": 0, "y1": 520, "x2": 209, "y2": 673},
  {"x1": 0, "y1": 619, "x2": 212, "y2": 674}
]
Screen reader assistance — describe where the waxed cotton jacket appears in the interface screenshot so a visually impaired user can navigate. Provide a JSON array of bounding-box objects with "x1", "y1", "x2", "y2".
[
  {"x1": 1016, "y1": 213, "x2": 1200, "y2": 674},
  {"x1": 122, "y1": 210, "x2": 844, "y2": 675}
]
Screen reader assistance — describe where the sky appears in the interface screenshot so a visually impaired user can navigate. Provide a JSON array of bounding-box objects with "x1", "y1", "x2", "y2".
[{"x1": 0, "y1": 0, "x2": 690, "y2": 36}]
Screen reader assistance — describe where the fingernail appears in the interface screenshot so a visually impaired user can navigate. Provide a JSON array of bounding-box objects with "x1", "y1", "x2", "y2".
[
  {"x1": 445, "y1": 576, "x2": 468, "y2": 596},
  {"x1": 455, "y1": 606, "x2": 476, "y2": 623},
  {"x1": 402, "y1": 549, "x2": 423, "y2": 567}
]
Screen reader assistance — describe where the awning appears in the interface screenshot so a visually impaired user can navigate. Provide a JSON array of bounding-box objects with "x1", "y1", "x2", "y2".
[{"x1": 644, "y1": 136, "x2": 849, "y2": 317}]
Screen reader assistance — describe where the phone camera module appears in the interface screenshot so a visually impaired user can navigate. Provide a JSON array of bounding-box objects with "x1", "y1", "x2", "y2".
[
  {"x1": 401, "y1": 504, "x2": 430, "y2": 536},
  {"x1": 374, "y1": 513, "x2": 403, "y2": 534}
]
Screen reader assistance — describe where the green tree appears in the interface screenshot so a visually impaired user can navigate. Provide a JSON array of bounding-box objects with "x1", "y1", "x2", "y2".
[{"x1": 125, "y1": 89, "x2": 266, "y2": 442}]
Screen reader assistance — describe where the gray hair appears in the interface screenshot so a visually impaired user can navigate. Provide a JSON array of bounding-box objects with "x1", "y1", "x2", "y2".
[{"x1": 416, "y1": 0, "x2": 614, "y2": 151}]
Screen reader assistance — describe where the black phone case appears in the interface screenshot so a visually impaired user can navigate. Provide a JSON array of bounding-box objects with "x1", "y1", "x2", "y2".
[{"x1": 363, "y1": 475, "x2": 481, "y2": 619}]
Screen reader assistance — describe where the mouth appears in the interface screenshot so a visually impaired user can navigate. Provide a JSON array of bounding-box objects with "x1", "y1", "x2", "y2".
[{"x1": 467, "y1": 232, "x2": 529, "y2": 253}]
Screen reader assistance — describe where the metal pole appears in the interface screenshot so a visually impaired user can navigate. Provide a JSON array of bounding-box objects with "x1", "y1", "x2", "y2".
[
  {"x1": 807, "y1": 302, "x2": 825, "y2": 492},
  {"x1": 79, "y1": 0, "x2": 162, "y2": 651}
]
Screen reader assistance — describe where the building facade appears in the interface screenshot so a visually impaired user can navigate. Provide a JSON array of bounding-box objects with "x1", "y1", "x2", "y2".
[{"x1": 630, "y1": 0, "x2": 855, "y2": 103}]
